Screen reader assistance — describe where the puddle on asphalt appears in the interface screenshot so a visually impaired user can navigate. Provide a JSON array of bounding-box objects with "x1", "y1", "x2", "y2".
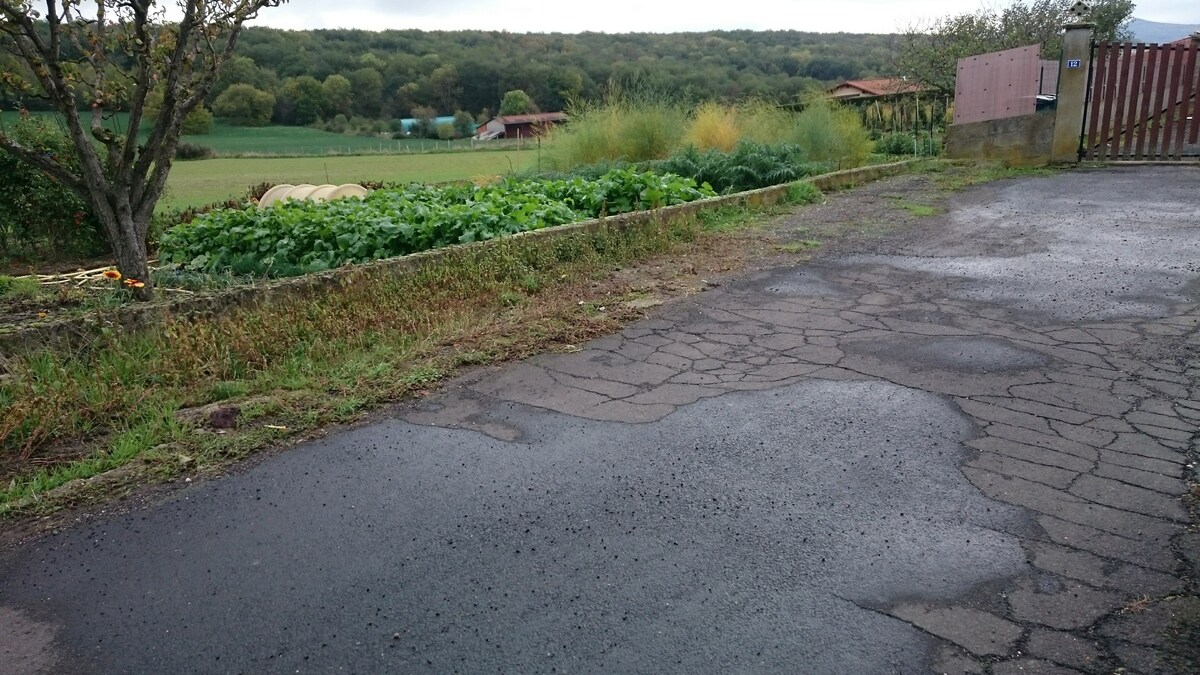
[
  {"x1": 760, "y1": 268, "x2": 845, "y2": 297},
  {"x1": 845, "y1": 336, "x2": 1051, "y2": 374}
]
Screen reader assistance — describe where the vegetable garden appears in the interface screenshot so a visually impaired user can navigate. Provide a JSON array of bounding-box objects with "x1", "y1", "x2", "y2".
[
  {"x1": 0, "y1": 92, "x2": 921, "y2": 517},
  {"x1": 159, "y1": 169, "x2": 717, "y2": 276}
]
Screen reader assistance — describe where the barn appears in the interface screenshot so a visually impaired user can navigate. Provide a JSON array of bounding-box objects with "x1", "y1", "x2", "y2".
[
  {"x1": 828, "y1": 78, "x2": 931, "y2": 101},
  {"x1": 475, "y1": 112, "x2": 568, "y2": 140}
]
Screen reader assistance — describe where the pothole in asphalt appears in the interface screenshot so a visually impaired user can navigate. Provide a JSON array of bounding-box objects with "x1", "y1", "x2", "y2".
[
  {"x1": 759, "y1": 268, "x2": 846, "y2": 297},
  {"x1": 844, "y1": 336, "x2": 1051, "y2": 374}
]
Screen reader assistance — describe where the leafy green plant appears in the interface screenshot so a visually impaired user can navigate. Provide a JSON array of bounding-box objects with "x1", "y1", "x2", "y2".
[
  {"x1": 158, "y1": 168, "x2": 715, "y2": 275},
  {"x1": 875, "y1": 131, "x2": 942, "y2": 157},
  {"x1": 0, "y1": 275, "x2": 42, "y2": 298},
  {"x1": 653, "y1": 142, "x2": 829, "y2": 194},
  {"x1": 790, "y1": 99, "x2": 873, "y2": 169},
  {"x1": 785, "y1": 182, "x2": 824, "y2": 205}
]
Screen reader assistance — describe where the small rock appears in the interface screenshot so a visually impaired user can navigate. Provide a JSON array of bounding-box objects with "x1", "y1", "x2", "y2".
[{"x1": 209, "y1": 405, "x2": 241, "y2": 430}]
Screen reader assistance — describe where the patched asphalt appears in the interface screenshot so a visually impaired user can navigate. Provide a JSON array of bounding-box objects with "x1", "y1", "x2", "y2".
[{"x1": 2, "y1": 166, "x2": 1198, "y2": 674}]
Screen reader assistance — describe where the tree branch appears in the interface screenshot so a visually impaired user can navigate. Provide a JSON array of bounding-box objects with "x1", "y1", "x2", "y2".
[
  {"x1": 0, "y1": 134, "x2": 86, "y2": 194},
  {"x1": 132, "y1": 0, "x2": 200, "y2": 189}
]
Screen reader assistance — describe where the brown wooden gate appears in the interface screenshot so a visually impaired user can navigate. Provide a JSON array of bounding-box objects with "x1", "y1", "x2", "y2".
[{"x1": 1082, "y1": 41, "x2": 1200, "y2": 160}]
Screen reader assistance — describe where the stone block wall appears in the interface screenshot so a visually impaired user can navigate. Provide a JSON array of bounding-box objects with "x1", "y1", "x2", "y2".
[{"x1": 944, "y1": 110, "x2": 1056, "y2": 166}]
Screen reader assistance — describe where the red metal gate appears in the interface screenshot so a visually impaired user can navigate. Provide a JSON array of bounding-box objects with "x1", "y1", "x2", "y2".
[{"x1": 1083, "y1": 41, "x2": 1200, "y2": 160}]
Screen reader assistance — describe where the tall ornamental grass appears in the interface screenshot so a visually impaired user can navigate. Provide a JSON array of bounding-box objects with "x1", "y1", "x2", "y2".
[
  {"x1": 551, "y1": 92, "x2": 872, "y2": 172},
  {"x1": 548, "y1": 88, "x2": 686, "y2": 169}
]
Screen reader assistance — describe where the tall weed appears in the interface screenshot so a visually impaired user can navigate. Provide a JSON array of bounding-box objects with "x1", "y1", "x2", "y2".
[
  {"x1": 553, "y1": 93, "x2": 872, "y2": 173},
  {"x1": 682, "y1": 103, "x2": 741, "y2": 151},
  {"x1": 789, "y1": 98, "x2": 873, "y2": 169},
  {"x1": 735, "y1": 100, "x2": 796, "y2": 145},
  {"x1": 548, "y1": 87, "x2": 685, "y2": 169}
]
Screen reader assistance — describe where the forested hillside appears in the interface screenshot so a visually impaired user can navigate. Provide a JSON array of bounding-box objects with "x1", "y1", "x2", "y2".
[
  {"x1": 233, "y1": 28, "x2": 896, "y2": 119},
  {"x1": 3, "y1": 28, "x2": 898, "y2": 124}
]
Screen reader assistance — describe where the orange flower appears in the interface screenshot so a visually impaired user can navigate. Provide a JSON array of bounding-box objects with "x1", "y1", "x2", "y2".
[
  {"x1": 103, "y1": 269, "x2": 122, "y2": 280},
  {"x1": 131, "y1": 280, "x2": 146, "y2": 288}
]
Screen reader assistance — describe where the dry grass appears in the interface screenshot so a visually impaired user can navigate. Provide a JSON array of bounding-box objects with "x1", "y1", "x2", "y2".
[
  {"x1": 683, "y1": 103, "x2": 742, "y2": 152},
  {"x1": 550, "y1": 93, "x2": 874, "y2": 173},
  {"x1": 1121, "y1": 595, "x2": 1155, "y2": 614}
]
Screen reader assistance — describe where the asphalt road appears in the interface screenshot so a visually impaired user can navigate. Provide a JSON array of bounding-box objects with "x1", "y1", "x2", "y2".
[{"x1": 2, "y1": 166, "x2": 1198, "y2": 674}]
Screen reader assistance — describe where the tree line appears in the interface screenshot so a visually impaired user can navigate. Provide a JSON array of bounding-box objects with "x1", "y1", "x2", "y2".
[
  {"x1": 232, "y1": 28, "x2": 898, "y2": 124},
  {"x1": 4, "y1": 27, "x2": 899, "y2": 130}
]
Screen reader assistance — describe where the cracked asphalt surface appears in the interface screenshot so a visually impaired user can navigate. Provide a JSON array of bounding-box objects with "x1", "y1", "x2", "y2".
[{"x1": 2, "y1": 166, "x2": 1198, "y2": 673}]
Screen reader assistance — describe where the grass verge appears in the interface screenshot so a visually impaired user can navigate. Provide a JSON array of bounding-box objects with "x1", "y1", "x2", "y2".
[
  {"x1": 0, "y1": 162, "x2": 1040, "y2": 524},
  {"x1": 0, "y1": 193, "x2": 808, "y2": 519},
  {"x1": 923, "y1": 161, "x2": 1059, "y2": 191}
]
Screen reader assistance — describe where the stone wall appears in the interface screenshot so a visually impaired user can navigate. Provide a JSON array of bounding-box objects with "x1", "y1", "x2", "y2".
[
  {"x1": 0, "y1": 161, "x2": 919, "y2": 357},
  {"x1": 944, "y1": 110, "x2": 1056, "y2": 166}
]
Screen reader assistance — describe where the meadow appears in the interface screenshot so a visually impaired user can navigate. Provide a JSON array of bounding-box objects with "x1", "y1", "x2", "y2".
[
  {"x1": 160, "y1": 150, "x2": 541, "y2": 210},
  {"x1": 2, "y1": 110, "x2": 543, "y2": 210},
  {"x1": 0, "y1": 112, "x2": 495, "y2": 156}
]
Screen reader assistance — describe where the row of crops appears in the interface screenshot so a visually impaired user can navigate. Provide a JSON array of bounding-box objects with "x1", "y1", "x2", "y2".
[{"x1": 158, "y1": 142, "x2": 833, "y2": 278}]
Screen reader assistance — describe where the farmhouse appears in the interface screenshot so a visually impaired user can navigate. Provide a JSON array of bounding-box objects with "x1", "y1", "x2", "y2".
[
  {"x1": 827, "y1": 78, "x2": 931, "y2": 101},
  {"x1": 475, "y1": 112, "x2": 568, "y2": 140}
]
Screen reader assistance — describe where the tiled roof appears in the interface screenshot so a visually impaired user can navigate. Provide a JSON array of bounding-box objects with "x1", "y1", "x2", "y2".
[
  {"x1": 829, "y1": 78, "x2": 930, "y2": 97},
  {"x1": 495, "y1": 112, "x2": 568, "y2": 124}
]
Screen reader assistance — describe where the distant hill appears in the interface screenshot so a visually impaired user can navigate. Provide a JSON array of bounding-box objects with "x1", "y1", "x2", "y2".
[{"x1": 1130, "y1": 18, "x2": 1200, "y2": 43}]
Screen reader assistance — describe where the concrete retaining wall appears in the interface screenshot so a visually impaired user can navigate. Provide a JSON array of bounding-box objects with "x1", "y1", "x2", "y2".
[
  {"x1": 0, "y1": 160, "x2": 919, "y2": 356},
  {"x1": 944, "y1": 110, "x2": 1055, "y2": 166}
]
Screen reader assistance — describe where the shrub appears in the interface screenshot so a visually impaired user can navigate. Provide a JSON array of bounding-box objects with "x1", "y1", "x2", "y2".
[
  {"x1": 436, "y1": 122, "x2": 457, "y2": 140},
  {"x1": 0, "y1": 111, "x2": 107, "y2": 261},
  {"x1": 547, "y1": 88, "x2": 685, "y2": 170},
  {"x1": 212, "y1": 83, "x2": 276, "y2": 127},
  {"x1": 875, "y1": 131, "x2": 941, "y2": 157},
  {"x1": 175, "y1": 143, "x2": 216, "y2": 160},
  {"x1": 790, "y1": 98, "x2": 873, "y2": 169},
  {"x1": 550, "y1": 94, "x2": 871, "y2": 173},
  {"x1": 732, "y1": 101, "x2": 788, "y2": 144},
  {"x1": 144, "y1": 88, "x2": 215, "y2": 134},
  {"x1": 682, "y1": 102, "x2": 741, "y2": 152},
  {"x1": 681, "y1": 100, "x2": 800, "y2": 152},
  {"x1": 181, "y1": 105, "x2": 215, "y2": 135},
  {"x1": 325, "y1": 114, "x2": 350, "y2": 134},
  {"x1": 654, "y1": 141, "x2": 828, "y2": 194}
]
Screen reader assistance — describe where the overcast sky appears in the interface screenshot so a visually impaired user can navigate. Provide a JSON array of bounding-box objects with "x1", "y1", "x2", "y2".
[{"x1": 247, "y1": 1, "x2": 1198, "y2": 34}]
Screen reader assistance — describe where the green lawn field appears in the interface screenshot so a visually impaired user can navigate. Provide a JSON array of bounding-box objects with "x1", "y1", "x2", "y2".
[
  {"x1": 173, "y1": 122, "x2": 481, "y2": 156},
  {"x1": 159, "y1": 150, "x2": 542, "y2": 210},
  {"x1": 0, "y1": 112, "x2": 520, "y2": 157},
  {"x1": 2, "y1": 111, "x2": 544, "y2": 210}
]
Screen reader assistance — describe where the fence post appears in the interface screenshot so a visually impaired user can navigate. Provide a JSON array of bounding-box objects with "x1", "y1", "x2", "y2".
[{"x1": 1051, "y1": 22, "x2": 1094, "y2": 162}]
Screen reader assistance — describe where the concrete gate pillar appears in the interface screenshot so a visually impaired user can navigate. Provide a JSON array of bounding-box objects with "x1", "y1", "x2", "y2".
[{"x1": 1051, "y1": 23, "x2": 1095, "y2": 163}]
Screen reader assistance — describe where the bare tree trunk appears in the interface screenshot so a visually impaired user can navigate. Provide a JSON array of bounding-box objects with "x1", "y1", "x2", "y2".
[{"x1": 92, "y1": 192, "x2": 154, "y2": 301}]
